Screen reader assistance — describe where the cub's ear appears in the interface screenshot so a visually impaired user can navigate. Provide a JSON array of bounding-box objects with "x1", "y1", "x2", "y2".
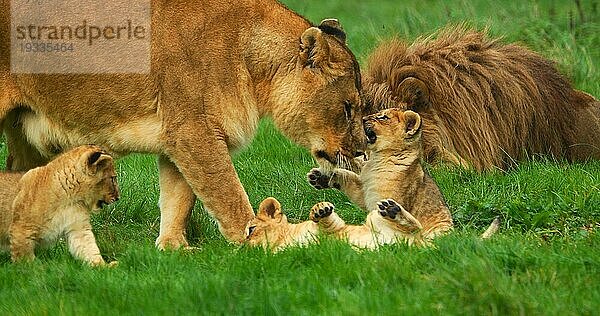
[
  {"x1": 257, "y1": 197, "x2": 283, "y2": 222},
  {"x1": 317, "y1": 18, "x2": 346, "y2": 43},
  {"x1": 390, "y1": 69, "x2": 431, "y2": 112},
  {"x1": 404, "y1": 110, "x2": 422, "y2": 137},
  {"x1": 300, "y1": 27, "x2": 330, "y2": 69},
  {"x1": 87, "y1": 151, "x2": 113, "y2": 173}
]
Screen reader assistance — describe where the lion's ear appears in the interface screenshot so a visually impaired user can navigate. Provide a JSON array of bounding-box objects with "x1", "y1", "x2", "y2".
[
  {"x1": 257, "y1": 197, "x2": 283, "y2": 222},
  {"x1": 317, "y1": 18, "x2": 346, "y2": 43},
  {"x1": 404, "y1": 110, "x2": 422, "y2": 137},
  {"x1": 391, "y1": 72, "x2": 431, "y2": 112},
  {"x1": 300, "y1": 27, "x2": 330, "y2": 69},
  {"x1": 87, "y1": 151, "x2": 113, "y2": 173}
]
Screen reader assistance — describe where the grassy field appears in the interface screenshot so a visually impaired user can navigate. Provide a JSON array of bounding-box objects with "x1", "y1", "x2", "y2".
[{"x1": 1, "y1": 0, "x2": 600, "y2": 314}]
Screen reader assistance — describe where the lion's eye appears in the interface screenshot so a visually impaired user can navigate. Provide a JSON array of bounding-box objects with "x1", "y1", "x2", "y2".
[
  {"x1": 376, "y1": 115, "x2": 389, "y2": 121},
  {"x1": 247, "y1": 225, "x2": 257, "y2": 237},
  {"x1": 344, "y1": 101, "x2": 352, "y2": 121}
]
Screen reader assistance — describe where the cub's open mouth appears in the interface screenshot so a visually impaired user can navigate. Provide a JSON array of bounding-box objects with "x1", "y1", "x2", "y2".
[{"x1": 365, "y1": 127, "x2": 377, "y2": 144}]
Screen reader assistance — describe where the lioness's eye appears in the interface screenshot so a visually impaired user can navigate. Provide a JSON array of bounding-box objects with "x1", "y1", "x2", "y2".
[
  {"x1": 376, "y1": 115, "x2": 389, "y2": 120},
  {"x1": 344, "y1": 101, "x2": 352, "y2": 120}
]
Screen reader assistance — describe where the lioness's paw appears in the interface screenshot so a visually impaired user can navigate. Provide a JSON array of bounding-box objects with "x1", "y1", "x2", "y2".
[
  {"x1": 310, "y1": 202, "x2": 335, "y2": 222},
  {"x1": 377, "y1": 199, "x2": 402, "y2": 219},
  {"x1": 307, "y1": 168, "x2": 332, "y2": 190}
]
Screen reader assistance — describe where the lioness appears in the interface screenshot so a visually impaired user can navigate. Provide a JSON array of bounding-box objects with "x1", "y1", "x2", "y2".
[
  {"x1": 0, "y1": 1, "x2": 365, "y2": 249},
  {"x1": 246, "y1": 109, "x2": 455, "y2": 250},
  {"x1": 0, "y1": 145, "x2": 119, "y2": 265}
]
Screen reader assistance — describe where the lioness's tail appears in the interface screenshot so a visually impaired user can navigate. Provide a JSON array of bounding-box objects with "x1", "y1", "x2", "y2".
[{"x1": 481, "y1": 217, "x2": 500, "y2": 239}]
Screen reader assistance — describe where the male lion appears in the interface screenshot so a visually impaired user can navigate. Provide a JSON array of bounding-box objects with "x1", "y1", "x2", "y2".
[
  {"x1": 0, "y1": 1, "x2": 365, "y2": 249},
  {"x1": 0, "y1": 145, "x2": 119, "y2": 266},
  {"x1": 246, "y1": 109, "x2": 456, "y2": 250},
  {"x1": 362, "y1": 27, "x2": 600, "y2": 171}
]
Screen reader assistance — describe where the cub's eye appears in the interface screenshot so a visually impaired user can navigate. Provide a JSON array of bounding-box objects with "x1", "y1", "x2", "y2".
[
  {"x1": 247, "y1": 225, "x2": 257, "y2": 237},
  {"x1": 343, "y1": 101, "x2": 352, "y2": 120},
  {"x1": 376, "y1": 115, "x2": 389, "y2": 121}
]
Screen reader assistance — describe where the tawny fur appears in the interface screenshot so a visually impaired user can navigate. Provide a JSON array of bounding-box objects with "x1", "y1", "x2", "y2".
[
  {"x1": 0, "y1": 1, "x2": 365, "y2": 248},
  {"x1": 0, "y1": 145, "x2": 119, "y2": 266},
  {"x1": 245, "y1": 198, "x2": 318, "y2": 251},
  {"x1": 362, "y1": 26, "x2": 600, "y2": 171},
  {"x1": 308, "y1": 108, "x2": 453, "y2": 248},
  {"x1": 246, "y1": 109, "x2": 454, "y2": 250}
]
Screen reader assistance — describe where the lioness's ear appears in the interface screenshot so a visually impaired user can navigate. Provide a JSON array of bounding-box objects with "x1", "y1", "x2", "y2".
[
  {"x1": 257, "y1": 197, "x2": 283, "y2": 222},
  {"x1": 300, "y1": 27, "x2": 330, "y2": 68},
  {"x1": 404, "y1": 110, "x2": 422, "y2": 137},
  {"x1": 87, "y1": 151, "x2": 113, "y2": 173},
  {"x1": 318, "y1": 18, "x2": 346, "y2": 43}
]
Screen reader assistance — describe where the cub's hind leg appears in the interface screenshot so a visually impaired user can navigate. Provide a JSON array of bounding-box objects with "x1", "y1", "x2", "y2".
[
  {"x1": 9, "y1": 222, "x2": 37, "y2": 262},
  {"x1": 377, "y1": 199, "x2": 422, "y2": 231}
]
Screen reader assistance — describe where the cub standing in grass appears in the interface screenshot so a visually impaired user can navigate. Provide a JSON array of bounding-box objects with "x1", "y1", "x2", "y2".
[
  {"x1": 0, "y1": 145, "x2": 119, "y2": 266},
  {"x1": 245, "y1": 108, "x2": 455, "y2": 250}
]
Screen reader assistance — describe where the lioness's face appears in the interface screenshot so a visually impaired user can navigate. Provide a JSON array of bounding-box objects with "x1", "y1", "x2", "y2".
[
  {"x1": 363, "y1": 108, "x2": 422, "y2": 152},
  {"x1": 245, "y1": 197, "x2": 291, "y2": 250},
  {"x1": 280, "y1": 24, "x2": 366, "y2": 170},
  {"x1": 302, "y1": 68, "x2": 365, "y2": 169}
]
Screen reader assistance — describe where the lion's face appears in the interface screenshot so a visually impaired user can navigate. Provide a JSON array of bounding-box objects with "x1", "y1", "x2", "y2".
[
  {"x1": 363, "y1": 108, "x2": 422, "y2": 153},
  {"x1": 71, "y1": 146, "x2": 120, "y2": 211},
  {"x1": 274, "y1": 22, "x2": 366, "y2": 171},
  {"x1": 302, "y1": 69, "x2": 365, "y2": 170},
  {"x1": 245, "y1": 197, "x2": 291, "y2": 249},
  {"x1": 90, "y1": 159, "x2": 120, "y2": 211}
]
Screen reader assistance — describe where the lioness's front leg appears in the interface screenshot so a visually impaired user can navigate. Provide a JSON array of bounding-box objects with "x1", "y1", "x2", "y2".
[
  {"x1": 161, "y1": 119, "x2": 254, "y2": 244},
  {"x1": 156, "y1": 155, "x2": 196, "y2": 250},
  {"x1": 307, "y1": 168, "x2": 365, "y2": 209},
  {"x1": 66, "y1": 220, "x2": 106, "y2": 266}
]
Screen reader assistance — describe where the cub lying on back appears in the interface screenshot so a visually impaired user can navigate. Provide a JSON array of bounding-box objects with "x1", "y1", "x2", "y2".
[
  {"x1": 245, "y1": 109, "x2": 454, "y2": 250},
  {"x1": 0, "y1": 145, "x2": 119, "y2": 266},
  {"x1": 307, "y1": 108, "x2": 453, "y2": 247}
]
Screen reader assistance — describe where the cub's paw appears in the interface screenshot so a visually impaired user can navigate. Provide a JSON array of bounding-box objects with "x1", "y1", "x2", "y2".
[
  {"x1": 310, "y1": 202, "x2": 335, "y2": 222},
  {"x1": 307, "y1": 168, "x2": 335, "y2": 190},
  {"x1": 377, "y1": 199, "x2": 401, "y2": 219},
  {"x1": 377, "y1": 199, "x2": 423, "y2": 230}
]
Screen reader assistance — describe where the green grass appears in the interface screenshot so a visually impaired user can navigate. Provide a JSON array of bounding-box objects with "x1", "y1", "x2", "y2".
[{"x1": 1, "y1": 0, "x2": 600, "y2": 314}]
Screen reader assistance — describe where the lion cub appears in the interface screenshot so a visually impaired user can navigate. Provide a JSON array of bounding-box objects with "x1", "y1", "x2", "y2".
[
  {"x1": 0, "y1": 145, "x2": 119, "y2": 266},
  {"x1": 306, "y1": 108, "x2": 454, "y2": 247},
  {"x1": 245, "y1": 197, "x2": 319, "y2": 251},
  {"x1": 245, "y1": 109, "x2": 453, "y2": 250}
]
